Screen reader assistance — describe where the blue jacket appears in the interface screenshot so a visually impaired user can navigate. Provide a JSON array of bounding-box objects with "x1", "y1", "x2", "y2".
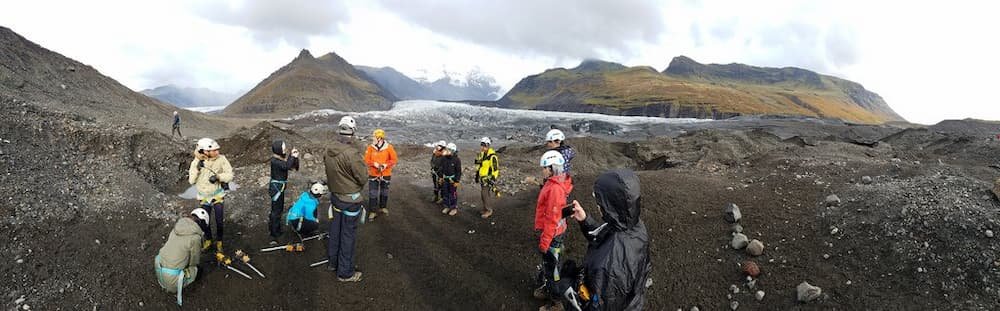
[{"x1": 286, "y1": 193, "x2": 319, "y2": 223}]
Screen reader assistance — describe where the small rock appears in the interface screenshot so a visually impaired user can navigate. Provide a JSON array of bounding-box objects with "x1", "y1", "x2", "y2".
[
  {"x1": 747, "y1": 239, "x2": 764, "y2": 256},
  {"x1": 987, "y1": 230, "x2": 994, "y2": 238},
  {"x1": 823, "y1": 254, "x2": 830, "y2": 259},
  {"x1": 731, "y1": 224, "x2": 743, "y2": 234},
  {"x1": 16, "y1": 259, "x2": 24, "y2": 264},
  {"x1": 724, "y1": 203, "x2": 741, "y2": 223},
  {"x1": 138, "y1": 302, "x2": 144, "y2": 307},
  {"x1": 731, "y1": 233, "x2": 749, "y2": 249},
  {"x1": 467, "y1": 230, "x2": 475, "y2": 234},
  {"x1": 15, "y1": 296, "x2": 25, "y2": 304},
  {"x1": 95, "y1": 239, "x2": 101, "y2": 245},
  {"x1": 690, "y1": 307, "x2": 700, "y2": 311},
  {"x1": 730, "y1": 301, "x2": 739, "y2": 310},
  {"x1": 825, "y1": 195, "x2": 841, "y2": 207},
  {"x1": 22, "y1": 304, "x2": 30, "y2": 310},
  {"x1": 755, "y1": 290, "x2": 765, "y2": 301},
  {"x1": 730, "y1": 284, "x2": 740, "y2": 294},
  {"x1": 645, "y1": 277, "x2": 653, "y2": 288},
  {"x1": 796, "y1": 281, "x2": 822, "y2": 302},
  {"x1": 830, "y1": 227, "x2": 839, "y2": 235},
  {"x1": 846, "y1": 280, "x2": 852, "y2": 285},
  {"x1": 861, "y1": 176, "x2": 873, "y2": 184},
  {"x1": 386, "y1": 253, "x2": 393, "y2": 259}
]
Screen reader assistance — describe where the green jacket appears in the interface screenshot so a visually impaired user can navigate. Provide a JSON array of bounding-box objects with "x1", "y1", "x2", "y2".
[
  {"x1": 156, "y1": 217, "x2": 203, "y2": 292},
  {"x1": 324, "y1": 137, "x2": 368, "y2": 203}
]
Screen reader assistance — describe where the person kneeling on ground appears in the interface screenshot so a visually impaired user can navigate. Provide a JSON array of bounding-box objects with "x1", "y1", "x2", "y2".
[
  {"x1": 534, "y1": 151, "x2": 573, "y2": 310},
  {"x1": 286, "y1": 181, "x2": 328, "y2": 237},
  {"x1": 155, "y1": 208, "x2": 210, "y2": 306},
  {"x1": 559, "y1": 169, "x2": 652, "y2": 311}
]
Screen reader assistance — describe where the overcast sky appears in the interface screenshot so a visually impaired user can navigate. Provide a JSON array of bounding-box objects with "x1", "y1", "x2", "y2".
[{"x1": 1, "y1": 0, "x2": 997, "y2": 124}]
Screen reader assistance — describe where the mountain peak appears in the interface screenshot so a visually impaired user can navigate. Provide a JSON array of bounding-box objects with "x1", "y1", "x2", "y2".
[
  {"x1": 572, "y1": 59, "x2": 627, "y2": 73},
  {"x1": 295, "y1": 49, "x2": 314, "y2": 60}
]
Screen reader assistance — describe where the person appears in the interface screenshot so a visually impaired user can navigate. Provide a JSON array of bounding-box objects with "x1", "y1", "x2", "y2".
[
  {"x1": 545, "y1": 129, "x2": 576, "y2": 178},
  {"x1": 286, "y1": 181, "x2": 328, "y2": 236},
  {"x1": 155, "y1": 208, "x2": 209, "y2": 306},
  {"x1": 430, "y1": 140, "x2": 447, "y2": 203},
  {"x1": 268, "y1": 139, "x2": 300, "y2": 244},
  {"x1": 438, "y1": 142, "x2": 462, "y2": 216},
  {"x1": 364, "y1": 128, "x2": 398, "y2": 220},
  {"x1": 324, "y1": 116, "x2": 368, "y2": 282},
  {"x1": 172, "y1": 111, "x2": 183, "y2": 138},
  {"x1": 188, "y1": 137, "x2": 233, "y2": 253},
  {"x1": 474, "y1": 137, "x2": 500, "y2": 219},
  {"x1": 533, "y1": 150, "x2": 573, "y2": 310},
  {"x1": 562, "y1": 169, "x2": 652, "y2": 310}
]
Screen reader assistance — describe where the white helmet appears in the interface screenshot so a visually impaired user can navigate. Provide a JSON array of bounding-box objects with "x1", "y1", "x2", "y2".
[
  {"x1": 196, "y1": 138, "x2": 220, "y2": 152},
  {"x1": 173, "y1": 111, "x2": 178, "y2": 115},
  {"x1": 435, "y1": 140, "x2": 447, "y2": 148},
  {"x1": 545, "y1": 129, "x2": 565, "y2": 142},
  {"x1": 446, "y1": 142, "x2": 458, "y2": 153},
  {"x1": 191, "y1": 208, "x2": 210, "y2": 224},
  {"x1": 310, "y1": 181, "x2": 329, "y2": 196},
  {"x1": 540, "y1": 150, "x2": 565, "y2": 168},
  {"x1": 480, "y1": 137, "x2": 492, "y2": 146},
  {"x1": 338, "y1": 116, "x2": 356, "y2": 129}
]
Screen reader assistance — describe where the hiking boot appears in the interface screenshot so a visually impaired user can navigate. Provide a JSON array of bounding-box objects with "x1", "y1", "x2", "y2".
[
  {"x1": 202, "y1": 240, "x2": 213, "y2": 252},
  {"x1": 481, "y1": 209, "x2": 493, "y2": 219},
  {"x1": 442, "y1": 207, "x2": 450, "y2": 214},
  {"x1": 533, "y1": 284, "x2": 548, "y2": 300},
  {"x1": 368, "y1": 212, "x2": 378, "y2": 221},
  {"x1": 380, "y1": 208, "x2": 389, "y2": 216},
  {"x1": 448, "y1": 208, "x2": 458, "y2": 216},
  {"x1": 337, "y1": 271, "x2": 362, "y2": 282},
  {"x1": 326, "y1": 263, "x2": 336, "y2": 272}
]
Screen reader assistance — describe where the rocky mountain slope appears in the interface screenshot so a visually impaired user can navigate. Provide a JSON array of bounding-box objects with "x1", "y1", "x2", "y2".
[
  {"x1": 498, "y1": 57, "x2": 904, "y2": 124},
  {"x1": 356, "y1": 65, "x2": 501, "y2": 101},
  {"x1": 141, "y1": 84, "x2": 237, "y2": 108},
  {"x1": 223, "y1": 50, "x2": 395, "y2": 117}
]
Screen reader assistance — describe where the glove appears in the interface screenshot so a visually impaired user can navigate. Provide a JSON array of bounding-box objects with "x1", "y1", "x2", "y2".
[
  {"x1": 453, "y1": 182, "x2": 461, "y2": 189},
  {"x1": 209, "y1": 175, "x2": 219, "y2": 184},
  {"x1": 437, "y1": 178, "x2": 444, "y2": 186},
  {"x1": 291, "y1": 149, "x2": 300, "y2": 158},
  {"x1": 198, "y1": 160, "x2": 205, "y2": 168}
]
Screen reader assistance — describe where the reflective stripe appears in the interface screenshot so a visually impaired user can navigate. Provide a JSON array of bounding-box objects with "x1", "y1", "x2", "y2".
[
  {"x1": 198, "y1": 188, "x2": 225, "y2": 204},
  {"x1": 270, "y1": 180, "x2": 287, "y2": 202},
  {"x1": 331, "y1": 205, "x2": 362, "y2": 217},
  {"x1": 156, "y1": 255, "x2": 184, "y2": 276}
]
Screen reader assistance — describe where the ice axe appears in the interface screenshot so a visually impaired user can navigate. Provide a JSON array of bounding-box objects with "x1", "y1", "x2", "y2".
[
  {"x1": 260, "y1": 233, "x2": 327, "y2": 252},
  {"x1": 309, "y1": 259, "x2": 329, "y2": 268},
  {"x1": 215, "y1": 252, "x2": 253, "y2": 280},
  {"x1": 234, "y1": 249, "x2": 265, "y2": 278}
]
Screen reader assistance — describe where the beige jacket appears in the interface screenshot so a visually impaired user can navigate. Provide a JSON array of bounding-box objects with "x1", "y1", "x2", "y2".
[
  {"x1": 188, "y1": 152, "x2": 234, "y2": 203},
  {"x1": 155, "y1": 217, "x2": 202, "y2": 292}
]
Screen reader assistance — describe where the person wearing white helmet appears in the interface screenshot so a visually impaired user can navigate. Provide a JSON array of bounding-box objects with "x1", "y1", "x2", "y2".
[
  {"x1": 323, "y1": 115, "x2": 367, "y2": 282},
  {"x1": 155, "y1": 208, "x2": 209, "y2": 306},
  {"x1": 437, "y1": 142, "x2": 462, "y2": 216},
  {"x1": 545, "y1": 128, "x2": 576, "y2": 178},
  {"x1": 429, "y1": 140, "x2": 447, "y2": 203},
  {"x1": 285, "y1": 181, "x2": 328, "y2": 236},
  {"x1": 188, "y1": 138, "x2": 233, "y2": 254},
  {"x1": 172, "y1": 111, "x2": 182, "y2": 138},
  {"x1": 533, "y1": 150, "x2": 573, "y2": 309},
  {"x1": 474, "y1": 137, "x2": 500, "y2": 219}
]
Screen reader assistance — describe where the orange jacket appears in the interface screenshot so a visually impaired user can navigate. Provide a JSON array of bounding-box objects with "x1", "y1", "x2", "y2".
[{"x1": 364, "y1": 142, "x2": 398, "y2": 177}]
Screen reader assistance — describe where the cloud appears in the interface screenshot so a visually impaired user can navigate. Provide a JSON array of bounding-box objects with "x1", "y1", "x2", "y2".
[
  {"x1": 374, "y1": 0, "x2": 666, "y2": 60},
  {"x1": 194, "y1": 0, "x2": 349, "y2": 48}
]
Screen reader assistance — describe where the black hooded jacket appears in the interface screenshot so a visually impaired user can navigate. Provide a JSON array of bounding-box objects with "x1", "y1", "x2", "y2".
[
  {"x1": 270, "y1": 140, "x2": 299, "y2": 181},
  {"x1": 577, "y1": 169, "x2": 651, "y2": 310}
]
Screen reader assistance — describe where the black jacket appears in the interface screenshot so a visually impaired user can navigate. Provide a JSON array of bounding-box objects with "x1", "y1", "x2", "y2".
[
  {"x1": 577, "y1": 169, "x2": 651, "y2": 311},
  {"x1": 436, "y1": 154, "x2": 462, "y2": 183},
  {"x1": 270, "y1": 140, "x2": 299, "y2": 181}
]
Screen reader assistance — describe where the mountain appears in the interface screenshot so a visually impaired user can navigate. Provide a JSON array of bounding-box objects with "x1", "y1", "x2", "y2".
[
  {"x1": 223, "y1": 49, "x2": 396, "y2": 116},
  {"x1": 498, "y1": 57, "x2": 904, "y2": 124},
  {"x1": 140, "y1": 84, "x2": 237, "y2": 108},
  {"x1": 356, "y1": 65, "x2": 501, "y2": 101}
]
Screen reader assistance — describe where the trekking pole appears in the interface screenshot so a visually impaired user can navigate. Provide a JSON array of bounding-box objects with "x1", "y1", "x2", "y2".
[{"x1": 235, "y1": 250, "x2": 265, "y2": 278}]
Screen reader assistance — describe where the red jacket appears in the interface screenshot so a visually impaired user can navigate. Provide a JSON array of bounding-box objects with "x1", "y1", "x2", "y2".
[{"x1": 534, "y1": 175, "x2": 573, "y2": 252}]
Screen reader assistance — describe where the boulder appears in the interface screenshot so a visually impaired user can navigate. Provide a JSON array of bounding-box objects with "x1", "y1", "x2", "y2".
[
  {"x1": 724, "y1": 203, "x2": 741, "y2": 223},
  {"x1": 731, "y1": 233, "x2": 749, "y2": 249},
  {"x1": 747, "y1": 239, "x2": 764, "y2": 256},
  {"x1": 796, "y1": 281, "x2": 822, "y2": 302},
  {"x1": 824, "y1": 195, "x2": 841, "y2": 207}
]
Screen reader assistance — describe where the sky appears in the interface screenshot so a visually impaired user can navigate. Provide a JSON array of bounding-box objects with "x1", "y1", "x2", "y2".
[{"x1": 1, "y1": 0, "x2": 997, "y2": 124}]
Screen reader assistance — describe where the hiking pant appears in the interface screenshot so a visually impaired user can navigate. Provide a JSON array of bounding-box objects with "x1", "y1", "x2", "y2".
[
  {"x1": 289, "y1": 218, "x2": 319, "y2": 236},
  {"x1": 328, "y1": 197, "x2": 361, "y2": 279},
  {"x1": 539, "y1": 234, "x2": 565, "y2": 299},
  {"x1": 201, "y1": 202, "x2": 224, "y2": 241},
  {"x1": 480, "y1": 180, "x2": 495, "y2": 212},
  {"x1": 368, "y1": 176, "x2": 391, "y2": 210},
  {"x1": 172, "y1": 125, "x2": 182, "y2": 137},
  {"x1": 431, "y1": 172, "x2": 441, "y2": 198},
  {"x1": 442, "y1": 181, "x2": 458, "y2": 209},
  {"x1": 268, "y1": 182, "x2": 286, "y2": 238}
]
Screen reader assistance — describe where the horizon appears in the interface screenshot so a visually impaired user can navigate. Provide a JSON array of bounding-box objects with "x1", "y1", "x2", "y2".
[{"x1": 2, "y1": 0, "x2": 997, "y2": 124}]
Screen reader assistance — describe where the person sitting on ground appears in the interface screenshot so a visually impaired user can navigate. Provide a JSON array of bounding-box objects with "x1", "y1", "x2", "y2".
[
  {"x1": 364, "y1": 128, "x2": 398, "y2": 221},
  {"x1": 268, "y1": 139, "x2": 300, "y2": 245},
  {"x1": 474, "y1": 137, "x2": 500, "y2": 219},
  {"x1": 188, "y1": 137, "x2": 233, "y2": 254},
  {"x1": 430, "y1": 140, "x2": 447, "y2": 204},
  {"x1": 562, "y1": 169, "x2": 652, "y2": 310},
  {"x1": 545, "y1": 129, "x2": 576, "y2": 179},
  {"x1": 286, "y1": 181, "x2": 327, "y2": 237},
  {"x1": 438, "y1": 142, "x2": 462, "y2": 216},
  {"x1": 533, "y1": 151, "x2": 573, "y2": 310},
  {"x1": 324, "y1": 116, "x2": 368, "y2": 282},
  {"x1": 155, "y1": 208, "x2": 209, "y2": 306}
]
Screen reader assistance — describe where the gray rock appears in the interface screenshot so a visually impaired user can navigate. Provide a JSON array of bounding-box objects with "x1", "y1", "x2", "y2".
[
  {"x1": 731, "y1": 233, "x2": 749, "y2": 249},
  {"x1": 747, "y1": 239, "x2": 764, "y2": 256},
  {"x1": 731, "y1": 224, "x2": 744, "y2": 234},
  {"x1": 861, "y1": 176, "x2": 873, "y2": 184},
  {"x1": 755, "y1": 290, "x2": 765, "y2": 301},
  {"x1": 796, "y1": 281, "x2": 822, "y2": 302},
  {"x1": 690, "y1": 307, "x2": 700, "y2": 311},
  {"x1": 825, "y1": 195, "x2": 841, "y2": 207},
  {"x1": 730, "y1": 301, "x2": 739, "y2": 310},
  {"x1": 730, "y1": 284, "x2": 740, "y2": 294},
  {"x1": 15, "y1": 296, "x2": 25, "y2": 304},
  {"x1": 724, "y1": 203, "x2": 741, "y2": 223},
  {"x1": 987, "y1": 230, "x2": 995, "y2": 238}
]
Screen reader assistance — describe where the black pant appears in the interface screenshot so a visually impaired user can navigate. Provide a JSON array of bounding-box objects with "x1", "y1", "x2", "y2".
[
  {"x1": 431, "y1": 172, "x2": 441, "y2": 197},
  {"x1": 201, "y1": 202, "x2": 224, "y2": 241},
  {"x1": 288, "y1": 218, "x2": 319, "y2": 236},
  {"x1": 539, "y1": 235, "x2": 565, "y2": 298},
  {"x1": 368, "y1": 176, "x2": 391, "y2": 210},
  {"x1": 328, "y1": 197, "x2": 361, "y2": 279},
  {"x1": 268, "y1": 182, "x2": 286, "y2": 238},
  {"x1": 172, "y1": 125, "x2": 182, "y2": 137}
]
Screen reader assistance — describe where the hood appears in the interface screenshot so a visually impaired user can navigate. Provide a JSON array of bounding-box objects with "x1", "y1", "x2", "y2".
[
  {"x1": 272, "y1": 139, "x2": 286, "y2": 156},
  {"x1": 173, "y1": 217, "x2": 204, "y2": 237},
  {"x1": 593, "y1": 169, "x2": 642, "y2": 231}
]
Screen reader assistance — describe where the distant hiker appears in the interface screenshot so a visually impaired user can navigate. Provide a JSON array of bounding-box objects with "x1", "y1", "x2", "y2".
[
  {"x1": 364, "y1": 128, "x2": 398, "y2": 221},
  {"x1": 474, "y1": 137, "x2": 500, "y2": 219},
  {"x1": 188, "y1": 138, "x2": 233, "y2": 253},
  {"x1": 533, "y1": 151, "x2": 573, "y2": 309},
  {"x1": 560, "y1": 169, "x2": 652, "y2": 310},
  {"x1": 438, "y1": 142, "x2": 462, "y2": 216},
  {"x1": 286, "y1": 181, "x2": 328, "y2": 236},
  {"x1": 172, "y1": 111, "x2": 182, "y2": 138},
  {"x1": 268, "y1": 139, "x2": 300, "y2": 245},
  {"x1": 323, "y1": 116, "x2": 367, "y2": 282},
  {"x1": 155, "y1": 208, "x2": 209, "y2": 306},
  {"x1": 545, "y1": 129, "x2": 576, "y2": 178},
  {"x1": 430, "y1": 140, "x2": 447, "y2": 203}
]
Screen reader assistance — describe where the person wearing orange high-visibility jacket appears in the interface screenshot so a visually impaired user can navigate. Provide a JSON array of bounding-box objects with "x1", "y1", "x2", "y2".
[{"x1": 363, "y1": 128, "x2": 398, "y2": 221}]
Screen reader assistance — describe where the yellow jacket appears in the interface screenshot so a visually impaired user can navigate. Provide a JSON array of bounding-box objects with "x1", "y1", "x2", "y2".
[
  {"x1": 188, "y1": 152, "x2": 234, "y2": 203},
  {"x1": 476, "y1": 148, "x2": 499, "y2": 182}
]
